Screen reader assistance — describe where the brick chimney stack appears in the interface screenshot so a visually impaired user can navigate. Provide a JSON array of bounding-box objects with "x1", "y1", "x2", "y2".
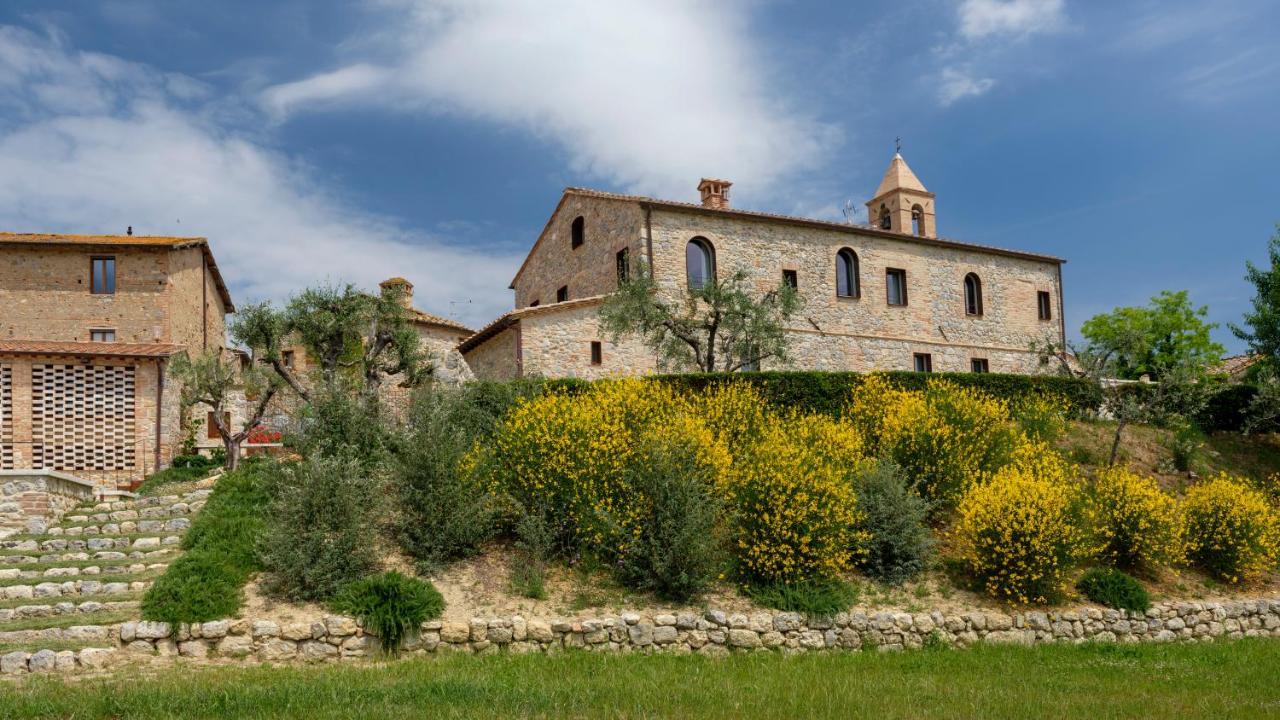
[
  {"x1": 697, "y1": 178, "x2": 732, "y2": 210},
  {"x1": 379, "y1": 277, "x2": 415, "y2": 309}
]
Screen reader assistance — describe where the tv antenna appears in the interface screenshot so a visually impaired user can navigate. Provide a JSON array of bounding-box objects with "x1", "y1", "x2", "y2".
[{"x1": 842, "y1": 200, "x2": 857, "y2": 224}]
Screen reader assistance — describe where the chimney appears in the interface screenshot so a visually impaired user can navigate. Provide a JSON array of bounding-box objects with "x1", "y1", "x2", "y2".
[
  {"x1": 697, "y1": 178, "x2": 732, "y2": 210},
  {"x1": 379, "y1": 277, "x2": 414, "y2": 309}
]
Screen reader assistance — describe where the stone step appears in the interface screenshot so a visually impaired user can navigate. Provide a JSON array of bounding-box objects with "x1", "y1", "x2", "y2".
[
  {"x1": 70, "y1": 489, "x2": 212, "y2": 515},
  {"x1": 45, "y1": 517, "x2": 193, "y2": 537},
  {"x1": 0, "y1": 600, "x2": 138, "y2": 622},
  {"x1": 0, "y1": 578, "x2": 154, "y2": 601},
  {"x1": 60, "y1": 505, "x2": 201, "y2": 526},
  {"x1": 0, "y1": 646, "x2": 117, "y2": 673},
  {"x1": 0, "y1": 548, "x2": 177, "y2": 567},
  {"x1": 1, "y1": 535, "x2": 183, "y2": 553},
  {"x1": 0, "y1": 563, "x2": 168, "y2": 581}
]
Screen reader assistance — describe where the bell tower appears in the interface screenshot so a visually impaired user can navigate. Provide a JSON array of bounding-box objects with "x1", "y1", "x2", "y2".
[{"x1": 866, "y1": 151, "x2": 936, "y2": 238}]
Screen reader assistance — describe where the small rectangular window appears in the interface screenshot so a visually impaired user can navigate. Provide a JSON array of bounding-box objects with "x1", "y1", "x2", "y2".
[
  {"x1": 91, "y1": 256, "x2": 116, "y2": 294},
  {"x1": 971, "y1": 358, "x2": 989, "y2": 373},
  {"x1": 1038, "y1": 291, "x2": 1052, "y2": 321},
  {"x1": 782, "y1": 269, "x2": 798, "y2": 290},
  {"x1": 529, "y1": 299, "x2": 540, "y2": 307},
  {"x1": 913, "y1": 353, "x2": 933, "y2": 373},
  {"x1": 590, "y1": 341, "x2": 603, "y2": 366},
  {"x1": 282, "y1": 350, "x2": 295, "y2": 369},
  {"x1": 89, "y1": 329, "x2": 116, "y2": 342},
  {"x1": 887, "y1": 268, "x2": 908, "y2": 306},
  {"x1": 616, "y1": 248, "x2": 630, "y2": 283},
  {"x1": 571, "y1": 216, "x2": 585, "y2": 249},
  {"x1": 207, "y1": 411, "x2": 230, "y2": 440},
  {"x1": 556, "y1": 286, "x2": 569, "y2": 303}
]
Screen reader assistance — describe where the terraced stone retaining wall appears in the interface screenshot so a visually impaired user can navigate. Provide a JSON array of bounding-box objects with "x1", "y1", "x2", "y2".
[{"x1": 2, "y1": 597, "x2": 1279, "y2": 675}]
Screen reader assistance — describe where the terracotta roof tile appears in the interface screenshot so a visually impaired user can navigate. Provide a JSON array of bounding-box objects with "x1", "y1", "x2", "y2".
[
  {"x1": 409, "y1": 308, "x2": 474, "y2": 334},
  {"x1": 0, "y1": 340, "x2": 186, "y2": 358}
]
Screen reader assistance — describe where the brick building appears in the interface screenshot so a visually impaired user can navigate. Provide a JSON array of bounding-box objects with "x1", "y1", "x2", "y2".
[
  {"x1": 460, "y1": 153, "x2": 1067, "y2": 378},
  {"x1": 0, "y1": 233, "x2": 234, "y2": 490}
]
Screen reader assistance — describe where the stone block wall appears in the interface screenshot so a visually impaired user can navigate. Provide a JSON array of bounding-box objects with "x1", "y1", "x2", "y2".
[
  {"x1": 2, "y1": 598, "x2": 1278, "y2": 675},
  {"x1": 519, "y1": 300, "x2": 657, "y2": 379},
  {"x1": 0, "y1": 356, "x2": 180, "y2": 488},
  {"x1": 512, "y1": 194, "x2": 645, "y2": 309},
  {"x1": 0, "y1": 471, "x2": 97, "y2": 527}
]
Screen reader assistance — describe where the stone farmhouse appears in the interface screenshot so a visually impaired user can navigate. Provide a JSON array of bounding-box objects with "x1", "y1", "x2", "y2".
[
  {"x1": 460, "y1": 153, "x2": 1067, "y2": 379},
  {"x1": 0, "y1": 232, "x2": 234, "y2": 500}
]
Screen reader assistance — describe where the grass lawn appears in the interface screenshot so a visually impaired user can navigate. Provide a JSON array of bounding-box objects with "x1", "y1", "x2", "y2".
[{"x1": 4, "y1": 640, "x2": 1280, "y2": 719}]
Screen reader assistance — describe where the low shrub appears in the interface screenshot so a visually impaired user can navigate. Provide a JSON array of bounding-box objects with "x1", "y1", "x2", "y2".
[
  {"x1": 259, "y1": 455, "x2": 382, "y2": 602},
  {"x1": 331, "y1": 572, "x2": 444, "y2": 655},
  {"x1": 509, "y1": 509, "x2": 554, "y2": 599},
  {"x1": 481, "y1": 379, "x2": 726, "y2": 558},
  {"x1": 854, "y1": 461, "x2": 934, "y2": 584},
  {"x1": 142, "y1": 463, "x2": 268, "y2": 623},
  {"x1": 726, "y1": 416, "x2": 868, "y2": 586},
  {"x1": 1090, "y1": 467, "x2": 1182, "y2": 570},
  {"x1": 609, "y1": 429, "x2": 724, "y2": 602},
  {"x1": 952, "y1": 468, "x2": 1091, "y2": 604},
  {"x1": 1010, "y1": 393, "x2": 1070, "y2": 444},
  {"x1": 170, "y1": 454, "x2": 219, "y2": 469},
  {"x1": 1182, "y1": 475, "x2": 1280, "y2": 584},
  {"x1": 1169, "y1": 419, "x2": 1205, "y2": 473},
  {"x1": 745, "y1": 580, "x2": 860, "y2": 617},
  {"x1": 393, "y1": 386, "x2": 502, "y2": 570},
  {"x1": 851, "y1": 376, "x2": 1023, "y2": 510},
  {"x1": 1076, "y1": 567, "x2": 1151, "y2": 612}
]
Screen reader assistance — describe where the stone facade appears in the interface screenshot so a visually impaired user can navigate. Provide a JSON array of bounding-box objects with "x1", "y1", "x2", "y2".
[
  {"x1": 3, "y1": 597, "x2": 1278, "y2": 675},
  {"x1": 464, "y1": 155, "x2": 1066, "y2": 379},
  {"x1": 0, "y1": 234, "x2": 234, "y2": 488}
]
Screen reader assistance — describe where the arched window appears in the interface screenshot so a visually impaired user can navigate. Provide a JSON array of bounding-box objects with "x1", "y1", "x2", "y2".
[
  {"x1": 964, "y1": 273, "x2": 983, "y2": 316},
  {"x1": 836, "y1": 248, "x2": 860, "y2": 298},
  {"x1": 686, "y1": 237, "x2": 715, "y2": 289},
  {"x1": 570, "y1": 216, "x2": 585, "y2": 248},
  {"x1": 878, "y1": 204, "x2": 892, "y2": 230},
  {"x1": 911, "y1": 205, "x2": 924, "y2": 236}
]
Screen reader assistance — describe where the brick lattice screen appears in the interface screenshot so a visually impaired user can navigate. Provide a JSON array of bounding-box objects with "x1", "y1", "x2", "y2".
[
  {"x1": 32, "y1": 364, "x2": 136, "y2": 471},
  {"x1": 0, "y1": 364, "x2": 11, "y2": 470}
]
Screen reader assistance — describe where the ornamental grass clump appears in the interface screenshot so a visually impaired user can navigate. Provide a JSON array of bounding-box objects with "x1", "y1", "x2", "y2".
[
  {"x1": 331, "y1": 572, "x2": 444, "y2": 655},
  {"x1": 724, "y1": 415, "x2": 869, "y2": 586},
  {"x1": 1075, "y1": 567, "x2": 1151, "y2": 613},
  {"x1": 953, "y1": 468, "x2": 1091, "y2": 604},
  {"x1": 850, "y1": 376, "x2": 1022, "y2": 511},
  {"x1": 1181, "y1": 474, "x2": 1280, "y2": 584},
  {"x1": 1089, "y1": 467, "x2": 1182, "y2": 570}
]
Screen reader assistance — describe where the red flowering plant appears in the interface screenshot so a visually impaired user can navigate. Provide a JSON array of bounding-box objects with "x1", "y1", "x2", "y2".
[{"x1": 246, "y1": 425, "x2": 284, "y2": 444}]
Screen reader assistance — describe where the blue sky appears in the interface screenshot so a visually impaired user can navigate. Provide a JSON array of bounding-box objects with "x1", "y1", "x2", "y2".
[{"x1": 0, "y1": 1, "x2": 1276, "y2": 351}]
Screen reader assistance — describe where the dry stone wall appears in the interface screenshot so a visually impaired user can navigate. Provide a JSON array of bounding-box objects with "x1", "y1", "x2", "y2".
[{"x1": 4, "y1": 597, "x2": 1278, "y2": 675}]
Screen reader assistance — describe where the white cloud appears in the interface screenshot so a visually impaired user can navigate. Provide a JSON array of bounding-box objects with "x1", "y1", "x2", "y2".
[
  {"x1": 958, "y1": 0, "x2": 1065, "y2": 40},
  {"x1": 0, "y1": 26, "x2": 518, "y2": 329},
  {"x1": 937, "y1": 67, "x2": 996, "y2": 105},
  {"x1": 260, "y1": 0, "x2": 839, "y2": 203}
]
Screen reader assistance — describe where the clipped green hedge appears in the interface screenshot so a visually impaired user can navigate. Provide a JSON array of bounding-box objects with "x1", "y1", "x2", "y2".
[
  {"x1": 1198, "y1": 384, "x2": 1259, "y2": 433},
  {"x1": 645, "y1": 370, "x2": 1103, "y2": 418}
]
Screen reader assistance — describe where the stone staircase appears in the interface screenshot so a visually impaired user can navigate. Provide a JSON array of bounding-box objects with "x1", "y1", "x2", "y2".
[{"x1": 0, "y1": 488, "x2": 210, "y2": 671}]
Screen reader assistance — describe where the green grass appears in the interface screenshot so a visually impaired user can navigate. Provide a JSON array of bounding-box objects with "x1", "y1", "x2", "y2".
[
  {"x1": 745, "y1": 580, "x2": 861, "y2": 616},
  {"x1": 0, "y1": 609, "x2": 135, "y2": 633},
  {"x1": 135, "y1": 465, "x2": 216, "y2": 496},
  {"x1": 3, "y1": 640, "x2": 1280, "y2": 718},
  {"x1": 141, "y1": 462, "x2": 269, "y2": 624},
  {"x1": 0, "y1": 638, "x2": 114, "y2": 654}
]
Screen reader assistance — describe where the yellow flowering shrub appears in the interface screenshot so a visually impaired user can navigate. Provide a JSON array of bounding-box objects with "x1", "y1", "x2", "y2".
[
  {"x1": 1005, "y1": 439, "x2": 1076, "y2": 486},
  {"x1": 482, "y1": 378, "x2": 727, "y2": 556},
  {"x1": 1182, "y1": 474, "x2": 1280, "y2": 584},
  {"x1": 953, "y1": 468, "x2": 1091, "y2": 603},
  {"x1": 724, "y1": 415, "x2": 869, "y2": 585},
  {"x1": 1009, "y1": 393, "x2": 1070, "y2": 443},
  {"x1": 1089, "y1": 467, "x2": 1182, "y2": 570},
  {"x1": 850, "y1": 377, "x2": 1021, "y2": 509},
  {"x1": 690, "y1": 381, "x2": 773, "y2": 457}
]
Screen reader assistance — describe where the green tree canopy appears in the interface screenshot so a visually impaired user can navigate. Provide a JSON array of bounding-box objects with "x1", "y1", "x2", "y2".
[
  {"x1": 1231, "y1": 225, "x2": 1280, "y2": 364},
  {"x1": 599, "y1": 262, "x2": 801, "y2": 373},
  {"x1": 1080, "y1": 290, "x2": 1224, "y2": 380}
]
